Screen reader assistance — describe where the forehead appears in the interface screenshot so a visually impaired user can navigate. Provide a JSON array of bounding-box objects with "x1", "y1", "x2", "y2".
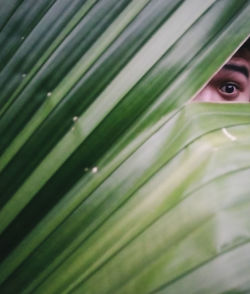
[
  {"x1": 230, "y1": 48, "x2": 250, "y2": 67},
  {"x1": 219, "y1": 48, "x2": 250, "y2": 79},
  {"x1": 208, "y1": 49, "x2": 250, "y2": 83}
]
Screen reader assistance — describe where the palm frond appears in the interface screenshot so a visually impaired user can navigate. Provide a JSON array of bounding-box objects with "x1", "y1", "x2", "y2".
[{"x1": 0, "y1": 1, "x2": 250, "y2": 293}]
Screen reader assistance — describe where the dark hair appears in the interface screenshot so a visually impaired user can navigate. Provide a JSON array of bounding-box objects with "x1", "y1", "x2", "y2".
[{"x1": 241, "y1": 37, "x2": 250, "y2": 51}]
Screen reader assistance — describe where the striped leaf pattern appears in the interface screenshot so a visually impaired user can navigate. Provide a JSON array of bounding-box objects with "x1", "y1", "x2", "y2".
[{"x1": 0, "y1": 1, "x2": 250, "y2": 293}]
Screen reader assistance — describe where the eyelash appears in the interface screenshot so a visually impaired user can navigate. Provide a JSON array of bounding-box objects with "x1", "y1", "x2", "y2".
[{"x1": 218, "y1": 81, "x2": 240, "y2": 98}]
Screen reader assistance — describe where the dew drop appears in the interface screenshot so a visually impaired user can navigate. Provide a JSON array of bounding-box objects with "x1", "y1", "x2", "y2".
[
  {"x1": 92, "y1": 167, "x2": 98, "y2": 174},
  {"x1": 73, "y1": 116, "x2": 78, "y2": 122},
  {"x1": 21, "y1": 36, "x2": 25, "y2": 40},
  {"x1": 22, "y1": 73, "x2": 26, "y2": 78},
  {"x1": 47, "y1": 92, "x2": 52, "y2": 97}
]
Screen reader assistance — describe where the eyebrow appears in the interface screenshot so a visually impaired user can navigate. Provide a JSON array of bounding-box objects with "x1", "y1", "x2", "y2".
[{"x1": 223, "y1": 64, "x2": 249, "y2": 78}]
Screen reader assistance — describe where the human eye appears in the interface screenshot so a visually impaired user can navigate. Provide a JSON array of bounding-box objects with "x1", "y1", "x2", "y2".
[{"x1": 218, "y1": 82, "x2": 240, "y2": 99}]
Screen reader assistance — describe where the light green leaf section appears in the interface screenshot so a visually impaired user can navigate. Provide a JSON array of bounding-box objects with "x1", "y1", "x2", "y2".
[{"x1": 0, "y1": 0, "x2": 250, "y2": 294}]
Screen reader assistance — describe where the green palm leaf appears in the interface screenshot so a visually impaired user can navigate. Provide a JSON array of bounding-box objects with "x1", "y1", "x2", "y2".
[{"x1": 0, "y1": 0, "x2": 250, "y2": 293}]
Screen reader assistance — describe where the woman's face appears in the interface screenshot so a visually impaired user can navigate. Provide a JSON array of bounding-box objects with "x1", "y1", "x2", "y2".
[{"x1": 192, "y1": 48, "x2": 250, "y2": 103}]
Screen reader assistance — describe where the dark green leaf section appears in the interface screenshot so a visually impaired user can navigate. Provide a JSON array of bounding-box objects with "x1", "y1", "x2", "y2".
[
  {"x1": 0, "y1": 0, "x2": 131, "y2": 148},
  {"x1": 0, "y1": 1, "x2": 250, "y2": 294},
  {"x1": 0, "y1": 0, "x2": 249, "y2": 209},
  {"x1": 0, "y1": 0, "x2": 91, "y2": 108},
  {"x1": 0, "y1": 0, "x2": 183, "y2": 204},
  {"x1": 0, "y1": 0, "x2": 24, "y2": 31},
  {"x1": 0, "y1": 0, "x2": 57, "y2": 71}
]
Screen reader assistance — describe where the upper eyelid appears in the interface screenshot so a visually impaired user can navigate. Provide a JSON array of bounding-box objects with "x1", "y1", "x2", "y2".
[
  {"x1": 221, "y1": 81, "x2": 245, "y2": 92},
  {"x1": 220, "y1": 81, "x2": 239, "y2": 88},
  {"x1": 211, "y1": 78, "x2": 245, "y2": 90}
]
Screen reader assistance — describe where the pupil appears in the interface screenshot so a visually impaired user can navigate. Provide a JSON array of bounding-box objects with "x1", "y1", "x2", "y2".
[{"x1": 225, "y1": 84, "x2": 235, "y2": 93}]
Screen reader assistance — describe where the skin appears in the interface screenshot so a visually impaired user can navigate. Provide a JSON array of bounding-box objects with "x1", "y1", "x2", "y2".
[{"x1": 192, "y1": 47, "x2": 250, "y2": 103}]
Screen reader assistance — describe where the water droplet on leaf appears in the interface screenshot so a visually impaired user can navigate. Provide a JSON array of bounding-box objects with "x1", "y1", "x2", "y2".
[{"x1": 92, "y1": 167, "x2": 98, "y2": 174}]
